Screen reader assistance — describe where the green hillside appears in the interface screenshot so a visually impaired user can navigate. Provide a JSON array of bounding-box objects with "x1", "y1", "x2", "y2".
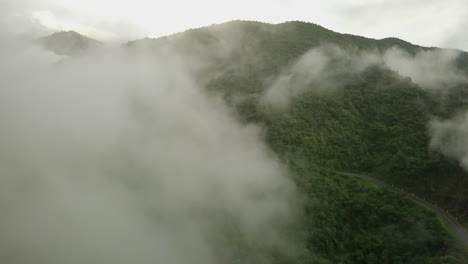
[{"x1": 129, "y1": 21, "x2": 468, "y2": 263}]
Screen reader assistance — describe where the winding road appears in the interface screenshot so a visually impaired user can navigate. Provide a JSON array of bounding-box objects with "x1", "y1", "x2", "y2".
[{"x1": 337, "y1": 172, "x2": 468, "y2": 250}]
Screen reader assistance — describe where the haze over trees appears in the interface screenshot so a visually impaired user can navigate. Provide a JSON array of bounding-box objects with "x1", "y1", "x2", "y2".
[{"x1": 2, "y1": 20, "x2": 468, "y2": 263}]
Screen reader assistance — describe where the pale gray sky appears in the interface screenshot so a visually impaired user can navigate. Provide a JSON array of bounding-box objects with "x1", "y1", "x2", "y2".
[{"x1": 2, "y1": 0, "x2": 468, "y2": 51}]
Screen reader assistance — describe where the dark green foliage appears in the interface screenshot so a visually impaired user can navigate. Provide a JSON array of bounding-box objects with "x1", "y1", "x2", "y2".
[
  {"x1": 292, "y1": 164, "x2": 462, "y2": 264},
  {"x1": 255, "y1": 64, "x2": 468, "y2": 223}
]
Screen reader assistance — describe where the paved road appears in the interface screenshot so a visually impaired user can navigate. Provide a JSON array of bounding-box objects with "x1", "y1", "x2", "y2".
[{"x1": 338, "y1": 172, "x2": 468, "y2": 250}]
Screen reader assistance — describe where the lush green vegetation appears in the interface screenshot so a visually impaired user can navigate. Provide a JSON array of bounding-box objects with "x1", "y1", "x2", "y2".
[
  {"x1": 132, "y1": 20, "x2": 468, "y2": 263},
  {"x1": 294, "y1": 165, "x2": 463, "y2": 264},
  {"x1": 256, "y1": 67, "x2": 468, "y2": 263}
]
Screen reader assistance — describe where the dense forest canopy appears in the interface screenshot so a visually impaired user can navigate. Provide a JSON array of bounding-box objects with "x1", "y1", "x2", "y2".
[{"x1": 127, "y1": 20, "x2": 468, "y2": 263}]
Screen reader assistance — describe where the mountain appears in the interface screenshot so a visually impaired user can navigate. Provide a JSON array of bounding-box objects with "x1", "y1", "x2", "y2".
[
  {"x1": 129, "y1": 20, "x2": 468, "y2": 262},
  {"x1": 135, "y1": 20, "x2": 468, "y2": 213},
  {"x1": 38, "y1": 30, "x2": 101, "y2": 56},
  {"x1": 49, "y1": 21, "x2": 468, "y2": 263},
  {"x1": 127, "y1": 20, "x2": 468, "y2": 219}
]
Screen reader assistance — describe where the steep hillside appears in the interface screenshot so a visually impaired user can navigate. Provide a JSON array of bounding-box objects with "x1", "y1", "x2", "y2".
[
  {"x1": 126, "y1": 20, "x2": 468, "y2": 262},
  {"x1": 128, "y1": 20, "x2": 468, "y2": 223}
]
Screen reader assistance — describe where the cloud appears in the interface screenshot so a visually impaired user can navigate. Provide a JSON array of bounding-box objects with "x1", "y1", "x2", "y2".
[
  {"x1": 29, "y1": 10, "x2": 118, "y2": 41},
  {"x1": 442, "y1": 18, "x2": 468, "y2": 52},
  {"x1": 0, "y1": 35, "x2": 300, "y2": 263},
  {"x1": 3, "y1": 0, "x2": 467, "y2": 50},
  {"x1": 332, "y1": 0, "x2": 468, "y2": 51},
  {"x1": 429, "y1": 113, "x2": 468, "y2": 171},
  {"x1": 383, "y1": 47, "x2": 468, "y2": 90},
  {"x1": 261, "y1": 43, "x2": 467, "y2": 110},
  {"x1": 261, "y1": 45, "x2": 380, "y2": 110}
]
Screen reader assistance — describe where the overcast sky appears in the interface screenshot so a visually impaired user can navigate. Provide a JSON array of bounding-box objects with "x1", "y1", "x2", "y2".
[{"x1": 2, "y1": 0, "x2": 468, "y2": 51}]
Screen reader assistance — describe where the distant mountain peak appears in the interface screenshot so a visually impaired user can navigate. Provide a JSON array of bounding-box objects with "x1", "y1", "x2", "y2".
[{"x1": 39, "y1": 30, "x2": 101, "y2": 56}]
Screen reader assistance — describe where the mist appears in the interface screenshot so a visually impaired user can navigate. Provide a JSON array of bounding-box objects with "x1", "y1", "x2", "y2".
[
  {"x1": 429, "y1": 113, "x2": 468, "y2": 171},
  {"x1": 256, "y1": 40, "x2": 468, "y2": 176},
  {"x1": 261, "y1": 45, "x2": 380, "y2": 110},
  {"x1": 383, "y1": 47, "x2": 468, "y2": 90},
  {"x1": 261, "y1": 43, "x2": 468, "y2": 110},
  {"x1": 0, "y1": 33, "x2": 300, "y2": 263}
]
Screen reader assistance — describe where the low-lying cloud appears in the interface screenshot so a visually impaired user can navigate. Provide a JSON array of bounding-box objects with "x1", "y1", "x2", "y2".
[
  {"x1": 261, "y1": 43, "x2": 468, "y2": 110},
  {"x1": 429, "y1": 113, "x2": 468, "y2": 171},
  {"x1": 0, "y1": 34, "x2": 300, "y2": 263},
  {"x1": 261, "y1": 45, "x2": 380, "y2": 110},
  {"x1": 383, "y1": 47, "x2": 468, "y2": 90}
]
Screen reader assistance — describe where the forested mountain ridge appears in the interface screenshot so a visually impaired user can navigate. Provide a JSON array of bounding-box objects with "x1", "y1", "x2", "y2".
[
  {"x1": 128, "y1": 20, "x2": 468, "y2": 70},
  {"x1": 41, "y1": 20, "x2": 468, "y2": 263},
  {"x1": 131, "y1": 20, "x2": 468, "y2": 262},
  {"x1": 127, "y1": 20, "x2": 468, "y2": 223}
]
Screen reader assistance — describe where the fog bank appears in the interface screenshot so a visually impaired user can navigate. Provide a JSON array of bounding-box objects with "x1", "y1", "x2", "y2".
[{"x1": 0, "y1": 36, "x2": 300, "y2": 264}]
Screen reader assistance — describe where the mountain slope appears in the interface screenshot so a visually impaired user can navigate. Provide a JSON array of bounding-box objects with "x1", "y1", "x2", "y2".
[
  {"x1": 46, "y1": 21, "x2": 468, "y2": 263},
  {"x1": 127, "y1": 20, "x2": 468, "y2": 262},
  {"x1": 128, "y1": 20, "x2": 468, "y2": 222}
]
